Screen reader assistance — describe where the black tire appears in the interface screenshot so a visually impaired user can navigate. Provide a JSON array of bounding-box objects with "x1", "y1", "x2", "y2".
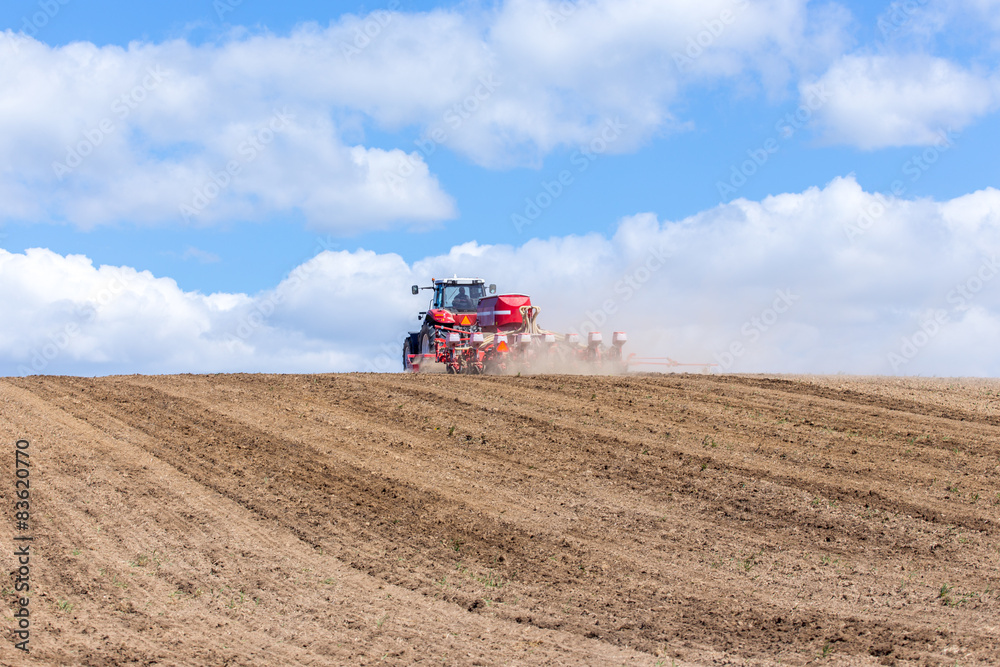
[
  {"x1": 417, "y1": 331, "x2": 446, "y2": 373},
  {"x1": 403, "y1": 338, "x2": 414, "y2": 371}
]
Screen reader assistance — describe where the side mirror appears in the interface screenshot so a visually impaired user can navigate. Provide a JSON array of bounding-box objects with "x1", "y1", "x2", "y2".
[
  {"x1": 411, "y1": 285, "x2": 419, "y2": 295},
  {"x1": 488, "y1": 284, "x2": 496, "y2": 294}
]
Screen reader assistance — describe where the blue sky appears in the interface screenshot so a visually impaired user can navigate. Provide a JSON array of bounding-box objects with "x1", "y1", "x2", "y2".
[{"x1": 2, "y1": 0, "x2": 1000, "y2": 376}]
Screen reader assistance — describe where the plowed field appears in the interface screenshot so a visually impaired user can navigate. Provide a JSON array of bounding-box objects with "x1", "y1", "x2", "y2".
[{"x1": 2, "y1": 373, "x2": 999, "y2": 665}]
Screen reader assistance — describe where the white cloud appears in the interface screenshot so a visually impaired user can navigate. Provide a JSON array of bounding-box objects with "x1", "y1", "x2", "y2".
[
  {"x1": 806, "y1": 54, "x2": 1000, "y2": 148},
  {"x1": 0, "y1": 33, "x2": 456, "y2": 232},
  {"x1": 808, "y1": 0, "x2": 1000, "y2": 150},
  {"x1": 0, "y1": 247, "x2": 384, "y2": 375},
  {"x1": 0, "y1": 0, "x2": 842, "y2": 229},
  {"x1": 4, "y1": 177, "x2": 1000, "y2": 377},
  {"x1": 970, "y1": 0, "x2": 1000, "y2": 25},
  {"x1": 895, "y1": 0, "x2": 1000, "y2": 43}
]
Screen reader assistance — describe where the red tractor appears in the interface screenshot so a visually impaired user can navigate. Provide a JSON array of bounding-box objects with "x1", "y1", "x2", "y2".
[{"x1": 403, "y1": 277, "x2": 628, "y2": 375}]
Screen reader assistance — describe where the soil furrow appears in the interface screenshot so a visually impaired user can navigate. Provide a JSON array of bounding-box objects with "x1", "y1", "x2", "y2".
[{"x1": 2, "y1": 373, "x2": 998, "y2": 666}]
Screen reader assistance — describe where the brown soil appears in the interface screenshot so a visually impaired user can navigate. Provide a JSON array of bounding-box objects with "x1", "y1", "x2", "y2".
[{"x1": 1, "y1": 372, "x2": 999, "y2": 665}]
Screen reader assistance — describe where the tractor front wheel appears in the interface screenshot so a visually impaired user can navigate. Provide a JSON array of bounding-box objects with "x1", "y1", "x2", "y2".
[
  {"x1": 403, "y1": 338, "x2": 414, "y2": 371},
  {"x1": 418, "y1": 331, "x2": 446, "y2": 373},
  {"x1": 420, "y1": 332, "x2": 435, "y2": 356}
]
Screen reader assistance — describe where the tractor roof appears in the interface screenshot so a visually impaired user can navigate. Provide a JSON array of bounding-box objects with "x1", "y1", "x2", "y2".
[{"x1": 432, "y1": 277, "x2": 484, "y2": 285}]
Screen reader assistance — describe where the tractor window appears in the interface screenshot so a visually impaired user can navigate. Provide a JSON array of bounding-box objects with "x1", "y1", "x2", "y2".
[{"x1": 442, "y1": 284, "x2": 484, "y2": 310}]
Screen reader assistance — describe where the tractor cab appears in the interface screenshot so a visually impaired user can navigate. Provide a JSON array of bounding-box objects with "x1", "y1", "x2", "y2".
[
  {"x1": 434, "y1": 280, "x2": 486, "y2": 312},
  {"x1": 412, "y1": 278, "x2": 495, "y2": 315}
]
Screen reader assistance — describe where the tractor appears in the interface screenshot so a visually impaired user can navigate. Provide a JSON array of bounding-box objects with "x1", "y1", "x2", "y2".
[{"x1": 403, "y1": 276, "x2": 628, "y2": 375}]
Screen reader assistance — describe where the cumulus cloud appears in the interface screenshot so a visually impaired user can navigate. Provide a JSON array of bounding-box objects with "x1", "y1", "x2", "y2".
[
  {"x1": 0, "y1": 247, "x2": 395, "y2": 375},
  {"x1": 805, "y1": 54, "x2": 1000, "y2": 149},
  {"x1": 0, "y1": 33, "x2": 456, "y2": 232},
  {"x1": 3, "y1": 177, "x2": 1000, "y2": 377},
  {"x1": 0, "y1": 0, "x2": 842, "y2": 229},
  {"x1": 807, "y1": 0, "x2": 1000, "y2": 149}
]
